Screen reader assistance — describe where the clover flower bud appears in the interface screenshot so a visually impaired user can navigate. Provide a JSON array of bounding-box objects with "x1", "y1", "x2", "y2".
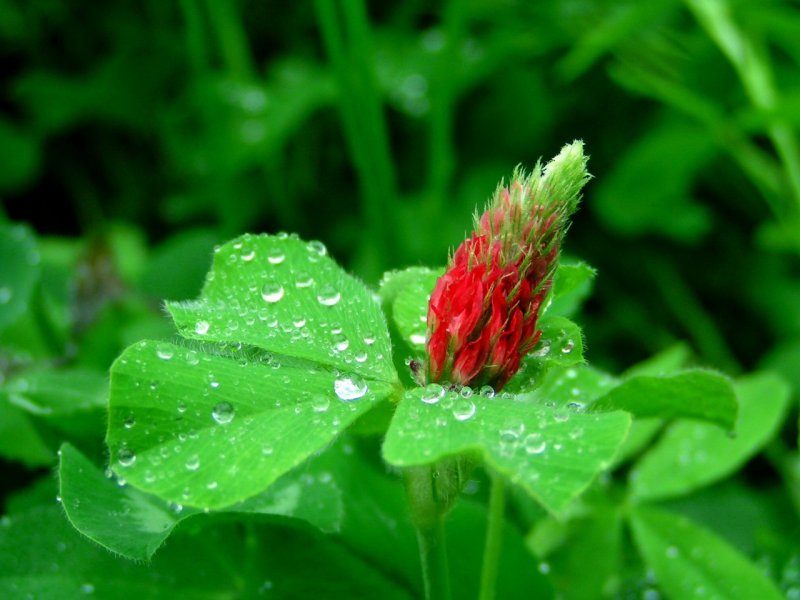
[{"x1": 425, "y1": 141, "x2": 590, "y2": 391}]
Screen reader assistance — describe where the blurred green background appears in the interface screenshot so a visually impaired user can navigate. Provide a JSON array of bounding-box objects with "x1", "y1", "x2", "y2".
[{"x1": 2, "y1": 0, "x2": 800, "y2": 499}]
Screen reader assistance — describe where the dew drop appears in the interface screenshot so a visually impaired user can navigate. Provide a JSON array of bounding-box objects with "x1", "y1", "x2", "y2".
[
  {"x1": 212, "y1": 401, "x2": 235, "y2": 424},
  {"x1": 267, "y1": 249, "x2": 285, "y2": 264},
  {"x1": 261, "y1": 283, "x2": 284, "y2": 303},
  {"x1": 117, "y1": 447, "x2": 136, "y2": 467},
  {"x1": 156, "y1": 346, "x2": 174, "y2": 360},
  {"x1": 185, "y1": 455, "x2": 200, "y2": 471},
  {"x1": 293, "y1": 317, "x2": 306, "y2": 328},
  {"x1": 241, "y1": 249, "x2": 256, "y2": 262},
  {"x1": 453, "y1": 398, "x2": 476, "y2": 421},
  {"x1": 123, "y1": 416, "x2": 136, "y2": 430},
  {"x1": 460, "y1": 387, "x2": 474, "y2": 399},
  {"x1": 195, "y1": 320, "x2": 210, "y2": 335},
  {"x1": 317, "y1": 285, "x2": 341, "y2": 307},
  {"x1": 332, "y1": 333, "x2": 349, "y2": 352},
  {"x1": 186, "y1": 350, "x2": 200, "y2": 366},
  {"x1": 295, "y1": 272, "x2": 314, "y2": 288},
  {"x1": 354, "y1": 351, "x2": 368, "y2": 363},
  {"x1": 498, "y1": 427, "x2": 523, "y2": 456},
  {"x1": 479, "y1": 385, "x2": 495, "y2": 398},
  {"x1": 306, "y1": 240, "x2": 327, "y2": 256},
  {"x1": 363, "y1": 334, "x2": 376, "y2": 346},
  {"x1": 334, "y1": 375, "x2": 368, "y2": 401},
  {"x1": 420, "y1": 384, "x2": 445, "y2": 404},
  {"x1": 562, "y1": 339, "x2": 575, "y2": 354},
  {"x1": 312, "y1": 395, "x2": 331, "y2": 413},
  {"x1": 261, "y1": 445, "x2": 273, "y2": 456},
  {"x1": 532, "y1": 340, "x2": 551, "y2": 357},
  {"x1": 410, "y1": 333, "x2": 426, "y2": 346},
  {"x1": 523, "y1": 433, "x2": 547, "y2": 455}
]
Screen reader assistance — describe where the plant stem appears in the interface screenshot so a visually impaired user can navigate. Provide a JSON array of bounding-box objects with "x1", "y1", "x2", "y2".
[
  {"x1": 405, "y1": 464, "x2": 462, "y2": 600},
  {"x1": 314, "y1": 0, "x2": 397, "y2": 277},
  {"x1": 687, "y1": 0, "x2": 800, "y2": 221},
  {"x1": 427, "y1": 0, "x2": 465, "y2": 204},
  {"x1": 204, "y1": 0, "x2": 254, "y2": 78},
  {"x1": 764, "y1": 440, "x2": 800, "y2": 518},
  {"x1": 178, "y1": 0, "x2": 208, "y2": 72},
  {"x1": 478, "y1": 471, "x2": 506, "y2": 600},
  {"x1": 416, "y1": 519, "x2": 451, "y2": 600},
  {"x1": 646, "y1": 254, "x2": 740, "y2": 374}
]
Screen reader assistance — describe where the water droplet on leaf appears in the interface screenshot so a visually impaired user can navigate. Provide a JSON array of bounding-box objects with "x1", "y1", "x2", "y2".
[
  {"x1": 317, "y1": 286, "x2": 341, "y2": 306},
  {"x1": 524, "y1": 432, "x2": 547, "y2": 454},
  {"x1": 117, "y1": 448, "x2": 136, "y2": 467},
  {"x1": 453, "y1": 398, "x2": 476, "y2": 421},
  {"x1": 334, "y1": 375, "x2": 368, "y2": 401},
  {"x1": 332, "y1": 333, "x2": 349, "y2": 352},
  {"x1": 306, "y1": 240, "x2": 327, "y2": 256},
  {"x1": 410, "y1": 333, "x2": 426, "y2": 345},
  {"x1": 195, "y1": 320, "x2": 210, "y2": 335},
  {"x1": 261, "y1": 283, "x2": 284, "y2": 303},
  {"x1": 312, "y1": 395, "x2": 330, "y2": 413},
  {"x1": 420, "y1": 384, "x2": 445, "y2": 404},
  {"x1": 212, "y1": 401, "x2": 235, "y2": 424},
  {"x1": 479, "y1": 385, "x2": 495, "y2": 398},
  {"x1": 295, "y1": 273, "x2": 314, "y2": 288},
  {"x1": 267, "y1": 249, "x2": 285, "y2": 264}
]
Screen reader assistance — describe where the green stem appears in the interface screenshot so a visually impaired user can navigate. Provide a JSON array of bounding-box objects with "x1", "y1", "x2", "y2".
[
  {"x1": 427, "y1": 0, "x2": 465, "y2": 204},
  {"x1": 687, "y1": 0, "x2": 800, "y2": 221},
  {"x1": 478, "y1": 472, "x2": 506, "y2": 600},
  {"x1": 764, "y1": 440, "x2": 800, "y2": 518},
  {"x1": 646, "y1": 254, "x2": 740, "y2": 373},
  {"x1": 314, "y1": 0, "x2": 397, "y2": 277},
  {"x1": 204, "y1": 0, "x2": 255, "y2": 78},
  {"x1": 178, "y1": 0, "x2": 209, "y2": 71},
  {"x1": 416, "y1": 519, "x2": 451, "y2": 600},
  {"x1": 405, "y1": 464, "x2": 464, "y2": 600},
  {"x1": 30, "y1": 284, "x2": 65, "y2": 357}
]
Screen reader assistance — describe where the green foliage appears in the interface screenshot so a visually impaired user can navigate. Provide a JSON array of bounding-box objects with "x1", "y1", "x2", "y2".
[
  {"x1": 3, "y1": 0, "x2": 800, "y2": 598},
  {"x1": 107, "y1": 338, "x2": 394, "y2": 509},
  {"x1": 383, "y1": 386, "x2": 630, "y2": 514},
  {"x1": 591, "y1": 369, "x2": 738, "y2": 430},
  {"x1": 630, "y1": 373, "x2": 791, "y2": 501},
  {"x1": 167, "y1": 234, "x2": 396, "y2": 382},
  {"x1": 629, "y1": 505, "x2": 784, "y2": 600},
  {"x1": 0, "y1": 223, "x2": 40, "y2": 331}
]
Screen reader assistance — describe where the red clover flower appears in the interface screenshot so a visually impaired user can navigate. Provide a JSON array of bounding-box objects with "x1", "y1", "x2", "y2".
[{"x1": 425, "y1": 141, "x2": 589, "y2": 392}]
